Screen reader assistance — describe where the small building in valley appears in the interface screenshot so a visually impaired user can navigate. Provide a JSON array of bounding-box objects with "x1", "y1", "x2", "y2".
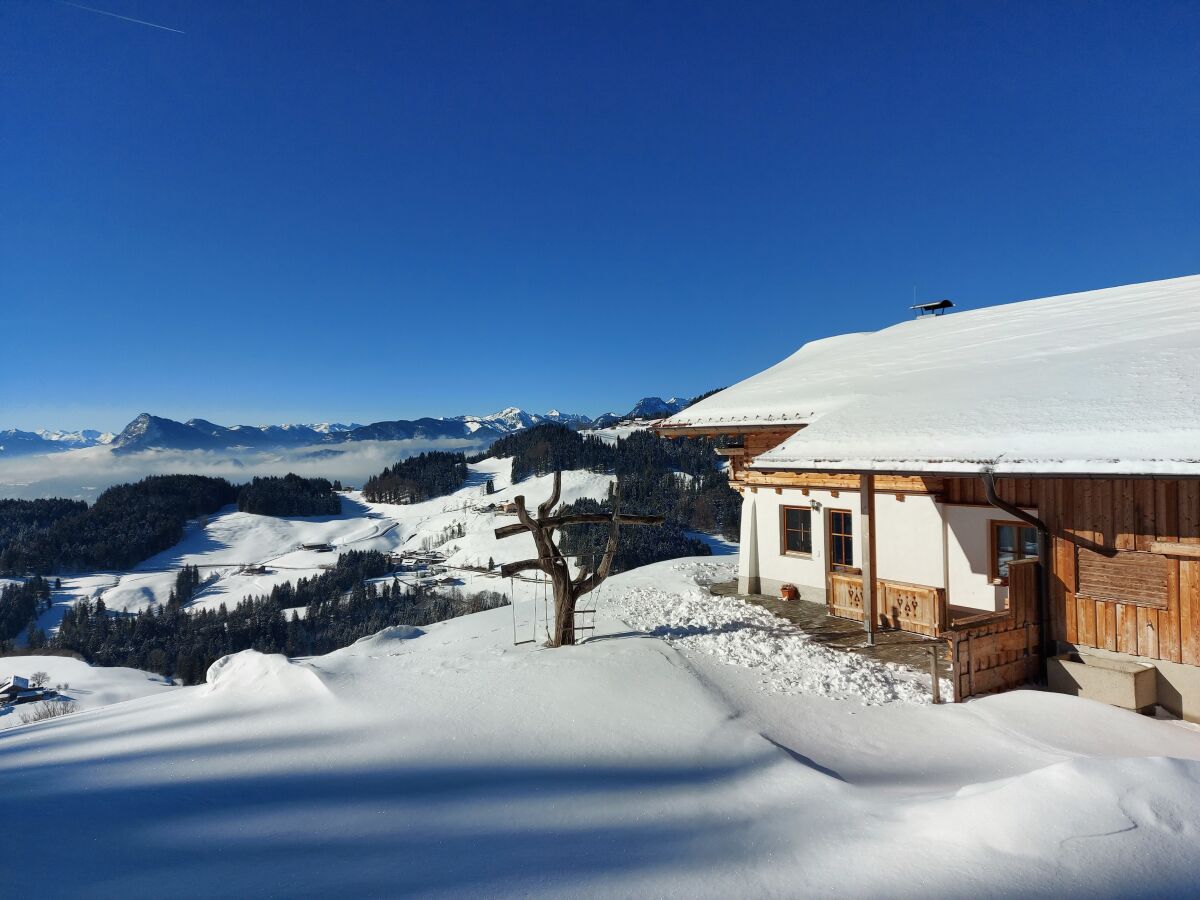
[{"x1": 658, "y1": 274, "x2": 1200, "y2": 719}]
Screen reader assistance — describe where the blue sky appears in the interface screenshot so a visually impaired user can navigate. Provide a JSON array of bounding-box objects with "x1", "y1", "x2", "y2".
[{"x1": 2, "y1": 1, "x2": 1198, "y2": 431}]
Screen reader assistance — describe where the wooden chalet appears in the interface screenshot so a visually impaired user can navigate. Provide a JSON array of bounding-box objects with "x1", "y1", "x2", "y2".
[{"x1": 658, "y1": 275, "x2": 1200, "y2": 718}]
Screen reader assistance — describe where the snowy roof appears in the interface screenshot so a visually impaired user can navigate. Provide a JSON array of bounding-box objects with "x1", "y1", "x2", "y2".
[{"x1": 661, "y1": 274, "x2": 1200, "y2": 476}]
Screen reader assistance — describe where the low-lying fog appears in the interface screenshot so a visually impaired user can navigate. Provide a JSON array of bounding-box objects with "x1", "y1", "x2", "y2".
[{"x1": 0, "y1": 439, "x2": 491, "y2": 501}]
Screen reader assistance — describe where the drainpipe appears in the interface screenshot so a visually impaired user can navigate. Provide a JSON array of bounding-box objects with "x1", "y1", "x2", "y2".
[{"x1": 981, "y1": 471, "x2": 1053, "y2": 678}]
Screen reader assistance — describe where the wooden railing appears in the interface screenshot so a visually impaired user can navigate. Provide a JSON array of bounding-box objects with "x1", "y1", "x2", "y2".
[
  {"x1": 945, "y1": 558, "x2": 1041, "y2": 701},
  {"x1": 827, "y1": 573, "x2": 947, "y2": 637}
]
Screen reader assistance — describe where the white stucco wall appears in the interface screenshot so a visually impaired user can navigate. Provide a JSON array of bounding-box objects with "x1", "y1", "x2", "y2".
[
  {"x1": 943, "y1": 504, "x2": 1037, "y2": 613},
  {"x1": 874, "y1": 493, "x2": 946, "y2": 588},
  {"x1": 738, "y1": 488, "x2": 1034, "y2": 615},
  {"x1": 748, "y1": 487, "x2": 830, "y2": 602},
  {"x1": 742, "y1": 487, "x2": 948, "y2": 602}
]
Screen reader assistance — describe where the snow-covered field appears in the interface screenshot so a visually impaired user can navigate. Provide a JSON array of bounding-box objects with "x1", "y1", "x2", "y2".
[{"x1": 4, "y1": 559, "x2": 1200, "y2": 897}]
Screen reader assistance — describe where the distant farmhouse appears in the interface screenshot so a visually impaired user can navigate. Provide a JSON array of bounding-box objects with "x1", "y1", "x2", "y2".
[
  {"x1": 659, "y1": 274, "x2": 1200, "y2": 718},
  {"x1": 1, "y1": 675, "x2": 49, "y2": 705}
]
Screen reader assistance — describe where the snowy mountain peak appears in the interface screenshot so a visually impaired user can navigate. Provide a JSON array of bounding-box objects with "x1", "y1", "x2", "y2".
[{"x1": 628, "y1": 396, "x2": 688, "y2": 420}]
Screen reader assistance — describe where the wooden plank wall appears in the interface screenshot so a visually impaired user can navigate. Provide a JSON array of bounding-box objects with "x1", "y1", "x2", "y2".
[
  {"x1": 949, "y1": 476, "x2": 1200, "y2": 668},
  {"x1": 947, "y1": 558, "x2": 1041, "y2": 700}
]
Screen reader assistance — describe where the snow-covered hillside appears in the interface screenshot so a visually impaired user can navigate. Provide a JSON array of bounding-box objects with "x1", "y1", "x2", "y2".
[
  {"x1": 0, "y1": 655, "x2": 177, "y2": 730},
  {"x1": 32, "y1": 457, "x2": 615, "y2": 625},
  {"x1": 4, "y1": 560, "x2": 1200, "y2": 898}
]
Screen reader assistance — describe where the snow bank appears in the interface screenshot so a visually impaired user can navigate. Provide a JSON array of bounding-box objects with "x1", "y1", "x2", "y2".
[
  {"x1": 203, "y1": 650, "x2": 331, "y2": 700},
  {"x1": 606, "y1": 558, "x2": 939, "y2": 705},
  {"x1": 5, "y1": 569, "x2": 1200, "y2": 898},
  {"x1": 349, "y1": 625, "x2": 426, "y2": 652},
  {"x1": 906, "y1": 755, "x2": 1200, "y2": 857}
]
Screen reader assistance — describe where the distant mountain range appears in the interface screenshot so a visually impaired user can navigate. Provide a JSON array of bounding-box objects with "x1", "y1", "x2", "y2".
[{"x1": 0, "y1": 397, "x2": 694, "y2": 457}]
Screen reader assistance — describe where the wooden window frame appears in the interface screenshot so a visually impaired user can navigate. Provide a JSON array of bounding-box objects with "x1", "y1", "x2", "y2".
[
  {"x1": 826, "y1": 508, "x2": 857, "y2": 573},
  {"x1": 988, "y1": 519, "x2": 1038, "y2": 586},
  {"x1": 779, "y1": 505, "x2": 813, "y2": 557}
]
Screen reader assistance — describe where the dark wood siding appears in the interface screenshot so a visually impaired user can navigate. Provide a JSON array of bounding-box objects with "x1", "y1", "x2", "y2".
[{"x1": 952, "y1": 476, "x2": 1200, "y2": 667}]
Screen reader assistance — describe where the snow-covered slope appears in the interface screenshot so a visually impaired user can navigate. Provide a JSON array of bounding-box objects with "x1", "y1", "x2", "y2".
[
  {"x1": 31, "y1": 458, "x2": 615, "y2": 621},
  {"x1": 667, "y1": 273, "x2": 1200, "y2": 475},
  {"x1": 4, "y1": 561, "x2": 1200, "y2": 898},
  {"x1": 0, "y1": 655, "x2": 177, "y2": 730}
]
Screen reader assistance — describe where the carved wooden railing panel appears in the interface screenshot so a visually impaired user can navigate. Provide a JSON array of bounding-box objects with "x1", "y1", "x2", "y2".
[
  {"x1": 828, "y1": 572, "x2": 865, "y2": 622},
  {"x1": 826, "y1": 573, "x2": 946, "y2": 637}
]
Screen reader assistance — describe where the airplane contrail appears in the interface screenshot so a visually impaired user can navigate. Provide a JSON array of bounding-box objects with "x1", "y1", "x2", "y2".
[{"x1": 56, "y1": 1, "x2": 186, "y2": 34}]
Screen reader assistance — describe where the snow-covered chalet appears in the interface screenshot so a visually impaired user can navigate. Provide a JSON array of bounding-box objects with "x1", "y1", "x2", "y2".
[{"x1": 658, "y1": 274, "x2": 1200, "y2": 718}]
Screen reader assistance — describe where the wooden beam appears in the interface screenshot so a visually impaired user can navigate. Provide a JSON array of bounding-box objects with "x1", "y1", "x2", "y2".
[
  {"x1": 494, "y1": 513, "x2": 664, "y2": 540},
  {"x1": 861, "y1": 473, "x2": 876, "y2": 645},
  {"x1": 1149, "y1": 541, "x2": 1200, "y2": 559}
]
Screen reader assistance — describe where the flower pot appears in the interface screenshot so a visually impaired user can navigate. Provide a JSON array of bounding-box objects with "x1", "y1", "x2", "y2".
[{"x1": 780, "y1": 584, "x2": 798, "y2": 602}]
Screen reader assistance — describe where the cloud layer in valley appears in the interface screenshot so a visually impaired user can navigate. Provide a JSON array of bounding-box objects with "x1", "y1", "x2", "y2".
[{"x1": 0, "y1": 439, "x2": 490, "y2": 500}]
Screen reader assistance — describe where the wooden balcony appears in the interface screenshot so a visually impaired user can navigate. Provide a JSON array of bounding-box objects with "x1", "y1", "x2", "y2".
[{"x1": 827, "y1": 572, "x2": 947, "y2": 637}]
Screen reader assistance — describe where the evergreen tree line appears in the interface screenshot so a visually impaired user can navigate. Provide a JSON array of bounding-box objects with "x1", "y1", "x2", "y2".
[
  {"x1": 0, "y1": 498, "x2": 88, "y2": 559},
  {"x1": 556, "y1": 497, "x2": 712, "y2": 574},
  {"x1": 482, "y1": 426, "x2": 612, "y2": 481},
  {"x1": 237, "y1": 473, "x2": 342, "y2": 517},
  {"x1": 0, "y1": 475, "x2": 240, "y2": 576},
  {"x1": 0, "y1": 576, "x2": 52, "y2": 643},
  {"x1": 489, "y1": 424, "x2": 741, "y2": 541},
  {"x1": 362, "y1": 451, "x2": 470, "y2": 504},
  {"x1": 47, "y1": 551, "x2": 509, "y2": 685}
]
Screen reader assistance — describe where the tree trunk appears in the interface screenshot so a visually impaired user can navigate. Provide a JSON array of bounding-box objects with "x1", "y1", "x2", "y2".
[{"x1": 495, "y1": 470, "x2": 662, "y2": 648}]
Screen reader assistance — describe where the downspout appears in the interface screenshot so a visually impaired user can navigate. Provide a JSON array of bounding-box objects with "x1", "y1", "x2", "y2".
[{"x1": 981, "y1": 471, "x2": 1053, "y2": 678}]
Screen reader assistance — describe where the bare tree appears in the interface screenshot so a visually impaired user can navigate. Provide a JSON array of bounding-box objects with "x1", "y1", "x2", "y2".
[
  {"x1": 494, "y1": 471, "x2": 662, "y2": 646},
  {"x1": 30, "y1": 671, "x2": 49, "y2": 689},
  {"x1": 20, "y1": 699, "x2": 78, "y2": 725}
]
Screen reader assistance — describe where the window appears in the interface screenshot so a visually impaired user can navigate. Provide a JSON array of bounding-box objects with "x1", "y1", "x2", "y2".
[
  {"x1": 781, "y1": 506, "x2": 812, "y2": 555},
  {"x1": 990, "y1": 520, "x2": 1039, "y2": 584},
  {"x1": 827, "y1": 509, "x2": 854, "y2": 570}
]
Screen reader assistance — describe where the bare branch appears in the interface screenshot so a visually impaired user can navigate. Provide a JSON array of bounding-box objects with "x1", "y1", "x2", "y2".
[
  {"x1": 576, "y1": 489, "x2": 623, "y2": 596},
  {"x1": 499, "y1": 558, "x2": 545, "y2": 578},
  {"x1": 537, "y1": 470, "x2": 562, "y2": 519}
]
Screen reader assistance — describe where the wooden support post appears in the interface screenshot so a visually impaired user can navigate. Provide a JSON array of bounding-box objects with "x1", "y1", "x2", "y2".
[
  {"x1": 861, "y1": 473, "x2": 877, "y2": 646},
  {"x1": 929, "y1": 646, "x2": 941, "y2": 705}
]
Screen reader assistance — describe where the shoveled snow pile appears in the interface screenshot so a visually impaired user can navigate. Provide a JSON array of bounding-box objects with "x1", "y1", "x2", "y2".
[
  {"x1": 4, "y1": 556, "x2": 1200, "y2": 897},
  {"x1": 609, "y1": 559, "x2": 942, "y2": 704}
]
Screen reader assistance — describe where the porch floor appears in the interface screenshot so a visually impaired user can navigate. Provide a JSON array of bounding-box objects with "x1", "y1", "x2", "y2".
[{"x1": 709, "y1": 580, "x2": 952, "y2": 682}]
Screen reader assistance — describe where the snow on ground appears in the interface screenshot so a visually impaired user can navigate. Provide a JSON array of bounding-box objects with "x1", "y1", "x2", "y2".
[
  {"x1": 0, "y1": 654, "x2": 177, "y2": 730},
  {"x1": 4, "y1": 558, "x2": 1200, "y2": 898},
  {"x1": 609, "y1": 558, "x2": 942, "y2": 704}
]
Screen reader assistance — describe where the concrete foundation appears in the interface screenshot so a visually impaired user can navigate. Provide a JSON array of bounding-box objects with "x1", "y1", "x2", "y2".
[{"x1": 1055, "y1": 642, "x2": 1200, "y2": 722}]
